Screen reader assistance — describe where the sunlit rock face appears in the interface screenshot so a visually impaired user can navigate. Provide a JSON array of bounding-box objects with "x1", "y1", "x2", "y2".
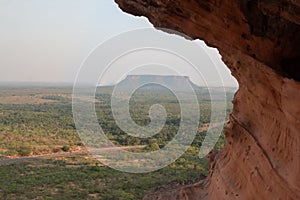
[{"x1": 115, "y1": 0, "x2": 300, "y2": 199}]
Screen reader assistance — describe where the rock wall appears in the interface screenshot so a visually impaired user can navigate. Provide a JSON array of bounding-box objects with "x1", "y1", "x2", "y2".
[{"x1": 115, "y1": 0, "x2": 300, "y2": 199}]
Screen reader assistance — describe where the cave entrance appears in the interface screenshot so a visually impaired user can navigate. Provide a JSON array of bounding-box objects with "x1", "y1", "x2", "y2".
[
  {"x1": 90, "y1": 1, "x2": 239, "y2": 177},
  {"x1": 102, "y1": 1, "x2": 239, "y2": 173}
]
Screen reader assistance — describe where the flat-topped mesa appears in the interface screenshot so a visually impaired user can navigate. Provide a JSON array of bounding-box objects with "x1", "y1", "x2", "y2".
[
  {"x1": 115, "y1": 0, "x2": 300, "y2": 199},
  {"x1": 117, "y1": 75, "x2": 198, "y2": 91},
  {"x1": 123, "y1": 75, "x2": 190, "y2": 84}
]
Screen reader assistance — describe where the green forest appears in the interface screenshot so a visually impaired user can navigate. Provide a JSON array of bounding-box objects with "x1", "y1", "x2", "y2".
[{"x1": 0, "y1": 86, "x2": 235, "y2": 199}]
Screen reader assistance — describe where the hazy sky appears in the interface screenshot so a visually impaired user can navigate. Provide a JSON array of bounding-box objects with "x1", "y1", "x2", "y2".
[{"x1": 0, "y1": 0, "x2": 238, "y2": 87}]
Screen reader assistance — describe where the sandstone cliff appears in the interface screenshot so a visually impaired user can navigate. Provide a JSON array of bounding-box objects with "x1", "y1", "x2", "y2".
[{"x1": 115, "y1": 0, "x2": 300, "y2": 199}]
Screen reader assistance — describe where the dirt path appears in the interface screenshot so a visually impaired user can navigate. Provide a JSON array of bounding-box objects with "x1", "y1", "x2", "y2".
[{"x1": 0, "y1": 145, "x2": 145, "y2": 165}]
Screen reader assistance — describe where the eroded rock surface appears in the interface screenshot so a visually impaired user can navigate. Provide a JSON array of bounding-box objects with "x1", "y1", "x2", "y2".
[{"x1": 115, "y1": 0, "x2": 300, "y2": 199}]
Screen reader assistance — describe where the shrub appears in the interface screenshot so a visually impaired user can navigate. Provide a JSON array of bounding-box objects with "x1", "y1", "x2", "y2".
[
  {"x1": 17, "y1": 145, "x2": 32, "y2": 156},
  {"x1": 145, "y1": 143, "x2": 160, "y2": 151},
  {"x1": 5, "y1": 149, "x2": 18, "y2": 157},
  {"x1": 76, "y1": 142, "x2": 84, "y2": 146},
  {"x1": 61, "y1": 145, "x2": 70, "y2": 152},
  {"x1": 52, "y1": 148, "x2": 60, "y2": 153}
]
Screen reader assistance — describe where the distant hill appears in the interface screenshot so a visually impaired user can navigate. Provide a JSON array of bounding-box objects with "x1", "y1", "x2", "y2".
[
  {"x1": 114, "y1": 75, "x2": 200, "y2": 92},
  {"x1": 97, "y1": 75, "x2": 237, "y2": 101}
]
